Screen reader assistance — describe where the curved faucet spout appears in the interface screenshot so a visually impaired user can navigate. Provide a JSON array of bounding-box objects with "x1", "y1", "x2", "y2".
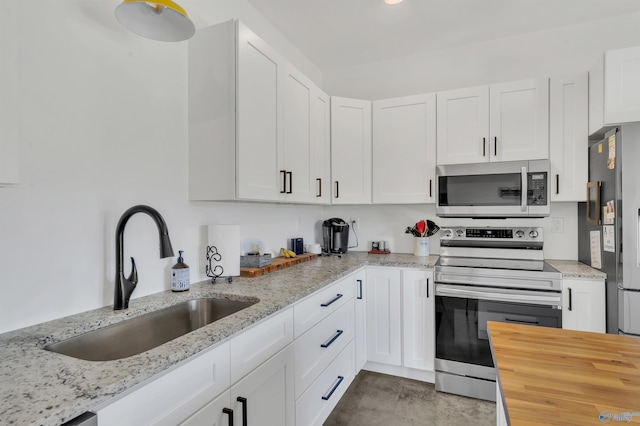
[{"x1": 114, "y1": 205, "x2": 174, "y2": 310}]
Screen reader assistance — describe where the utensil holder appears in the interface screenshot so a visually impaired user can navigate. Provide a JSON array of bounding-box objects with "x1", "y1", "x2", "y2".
[{"x1": 413, "y1": 237, "x2": 429, "y2": 256}]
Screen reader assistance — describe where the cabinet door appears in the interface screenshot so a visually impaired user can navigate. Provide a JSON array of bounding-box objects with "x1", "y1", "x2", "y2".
[
  {"x1": 604, "y1": 46, "x2": 640, "y2": 125},
  {"x1": 373, "y1": 93, "x2": 436, "y2": 204},
  {"x1": 550, "y1": 72, "x2": 588, "y2": 202},
  {"x1": 562, "y1": 278, "x2": 605, "y2": 333},
  {"x1": 365, "y1": 268, "x2": 401, "y2": 366},
  {"x1": 330, "y1": 96, "x2": 372, "y2": 204},
  {"x1": 281, "y1": 63, "x2": 314, "y2": 203},
  {"x1": 310, "y1": 88, "x2": 331, "y2": 204},
  {"x1": 353, "y1": 269, "x2": 367, "y2": 371},
  {"x1": 180, "y1": 391, "x2": 232, "y2": 426},
  {"x1": 436, "y1": 85, "x2": 489, "y2": 165},
  {"x1": 402, "y1": 270, "x2": 434, "y2": 372},
  {"x1": 236, "y1": 22, "x2": 282, "y2": 201},
  {"x1": 231, "y1": 345, "x2": 295, "y2": 426},
  {"x1": 489, "y1": 78, "x2": 549, "y2": 162}
]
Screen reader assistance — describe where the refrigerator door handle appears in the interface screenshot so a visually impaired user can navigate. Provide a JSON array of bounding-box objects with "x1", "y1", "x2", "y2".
[
  {"x1": 521, "y1": 167, "x2": 528, "y2": 212},
  {"x1": 586, "y1": 181, "x2": 601, "y2": 225}
]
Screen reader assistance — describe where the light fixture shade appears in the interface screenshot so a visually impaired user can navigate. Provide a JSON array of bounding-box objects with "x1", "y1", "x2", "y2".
[{"x1": 115, "y1": 0, "x2": 195, "y2": 42}]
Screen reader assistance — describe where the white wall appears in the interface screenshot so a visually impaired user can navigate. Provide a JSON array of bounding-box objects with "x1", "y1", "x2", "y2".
[{"x1": 0, "y1": 1, "x2": 627, "y2": 333}]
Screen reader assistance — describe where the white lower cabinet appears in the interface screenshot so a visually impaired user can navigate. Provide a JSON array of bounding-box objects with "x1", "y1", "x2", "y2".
[
  {"x1": 181, "y1": 390, "x2": 232, "y2": 426},
  {"x1": 365, "y1": 268, "x2": 402, "y2": 366},
  {"x1": 295, "y1": 341, "x2": 356, "y2": 426},
  {"x1": 97, "y1": 342, "x2": 231, "y2": 426},
  {"x1": 353, "y1": 269, "x2": 367, "y2": 372},
  {"x1": 562, "y1": 278, "x2": 606, "y2": 333},
  {"x1": 230, "y1": 344, "x2": 295, "y2": 426},
  {"x1": 401, "y1": 269, "x2": 435, "y2": 372}
]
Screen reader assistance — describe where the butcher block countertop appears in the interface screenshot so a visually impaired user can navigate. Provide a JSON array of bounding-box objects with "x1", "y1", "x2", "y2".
[{"x1": 489, "y1": 321, "x2": 640, "y2": 425}]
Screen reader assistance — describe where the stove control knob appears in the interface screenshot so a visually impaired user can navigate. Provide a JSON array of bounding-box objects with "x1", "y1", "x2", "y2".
[
  {"x1": 455, "y1": 229, "x2": 464, "y2": 237},
  {"x1": 515, "y1": 230, "x2": 525, "y2": 238},
  {"x1": 529, "y1": 230, "x2": 539, "y2": 238},
  {"x1": 443, "y1": 229, "x2": 452, "y2": 238}
]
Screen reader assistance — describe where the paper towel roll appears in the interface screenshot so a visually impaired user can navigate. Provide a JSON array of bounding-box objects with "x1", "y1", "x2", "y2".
[{"x1": 207, "y1": 225, "x2": 240, "y2": 277}]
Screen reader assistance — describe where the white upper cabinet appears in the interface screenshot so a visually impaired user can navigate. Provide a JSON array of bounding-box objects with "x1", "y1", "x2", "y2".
[
  {"x1": 330, "y1": 96, "x2": 372, "y2": 204},
  {"x1": 373, "y1": 93, "x2": 436, "y2": 204},
  {"x1": 590, "y1": 46, "x2": 640, "y2": 136},
  {"x1": 436, "y1": 85, "x2": 490, "y2": 165},
  {"x1": 236, "y1": 22, "x2": 283, "y2": 201},
  {"x1": 436, "y1": 78, "x2": 549, "y2": 165},
  {"x1": 549, "y1": 72, "x2": 588, "y2": 202},
  {"x1": 188, "y1": 20, "x2": 328, "y2": 204},
  {"x1": 281, "y1": 64, "x2": 330, "y2": 203}
]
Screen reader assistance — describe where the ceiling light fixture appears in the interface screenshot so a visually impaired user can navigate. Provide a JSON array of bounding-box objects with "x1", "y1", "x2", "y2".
[
  {"x1": 383, "y1": 0, "x2": 403, "y2": 4},
  {"x1": 115, "y1": 0, "x2": 196, "y2": 42}
]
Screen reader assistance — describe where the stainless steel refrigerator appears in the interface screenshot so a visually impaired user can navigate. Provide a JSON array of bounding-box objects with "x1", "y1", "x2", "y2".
[{"x1": 578, "y1": 124, "x2": 640, "y2": 336}]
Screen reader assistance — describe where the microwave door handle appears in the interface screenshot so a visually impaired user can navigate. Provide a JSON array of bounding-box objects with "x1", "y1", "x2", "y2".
[{"x1": 521, "y1": 166, "x2": 527, "y2": 212}]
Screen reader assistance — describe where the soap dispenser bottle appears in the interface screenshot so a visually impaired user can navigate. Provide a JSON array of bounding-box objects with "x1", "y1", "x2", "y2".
[{"x1": 171, "y1": 250, "x2": 190, "y2": 292}]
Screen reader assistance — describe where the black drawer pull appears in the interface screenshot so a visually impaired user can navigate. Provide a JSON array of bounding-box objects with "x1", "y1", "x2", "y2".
[
  {"x1": 568, "y1": 287, "x2": 573, "y2": 311},
  {"x1": 279, "y1": 170, "x2": 286, "y2": 194},
  {"x1": 505, "y1": 318, "x2": 539, "y2": 325},
  {"x1": 357, "y1": 279, "x2": 363, "y2": 300},
  {"x1": 237, "y1": 397, "x2": 247, "y2": 426},
  {"x1": 286, "y1": 171, "x2": 292, "y2": 194},
  {"x1": 321, "y1": 329, "x2": 344, "y2": 348},
  {"x1": 321, "y1": 293, "x2": 343, "y2": 307},
  {"x1": 223, "y1": 408, "x2": 234, "y2": 426},
  {"x1": 321, "y1": 376, "x2": 345, "y2": 401}
]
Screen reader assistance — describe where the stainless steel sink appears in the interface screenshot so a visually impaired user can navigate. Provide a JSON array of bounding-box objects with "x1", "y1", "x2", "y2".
[{"x1": 45, "y1": 298, "x2": 256, "y2": 361}]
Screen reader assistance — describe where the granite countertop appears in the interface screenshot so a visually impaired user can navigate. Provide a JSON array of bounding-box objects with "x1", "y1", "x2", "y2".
[
  {"x1": 0, "y1": 253, "x2": 600, "y2": 425},
  {"x1": 489, "y1": 321, "x2": 640, "y2": 425}
]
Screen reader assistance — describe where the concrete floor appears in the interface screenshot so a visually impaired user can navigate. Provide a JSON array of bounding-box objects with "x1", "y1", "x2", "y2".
[{"x1": 323, "y1": 371, "x2": 496, "y2": 426}]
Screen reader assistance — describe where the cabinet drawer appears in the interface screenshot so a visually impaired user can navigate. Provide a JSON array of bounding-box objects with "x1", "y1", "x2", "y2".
[
  {"x1": 230, "y1": 307, "x2": 294, "y2": 384},
  {"x1": 97, "y1": 342, "x2": 230, "y2": 426},
  {"x1": 294, "y1": 275, "x2": 354, "y2": 338},
  {"x1": 295, "y1": 341, "x2": 356, "y2": 426},
  {"x1": 294, "y1": 300, "x2": 354, "y2": 398}
]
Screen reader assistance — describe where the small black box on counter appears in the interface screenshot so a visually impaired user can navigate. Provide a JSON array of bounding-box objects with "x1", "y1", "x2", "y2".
[{"x1": 290, "y1": 238, "x2": 304, "y2": 255}]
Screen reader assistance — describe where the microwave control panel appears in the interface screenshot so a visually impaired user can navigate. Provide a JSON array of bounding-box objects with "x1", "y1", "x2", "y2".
[{"x1": 527, "y1": 172, "x2": 547, "y2": 205}]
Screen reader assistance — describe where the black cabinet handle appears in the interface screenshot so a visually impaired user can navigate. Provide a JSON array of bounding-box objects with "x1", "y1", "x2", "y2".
[
  {"x1": 335, "y1": 181, "x2": 339, "y2": 198},
  {"x1": 282, "y1": 170, "x2": 287, "y2": 194},
  {"x1": 482, "y1": 137, "x2": 486, "y2": 157},
  {"x1": 556, "y1": 174, "x2": 560, "y2": 195},
  {"x1": 223, "y1": 408, "x2": 234, "y2": 426},
  {"x1": 426, "y1": 278, "x2": 429, "y2": 298},
  {"x1": 429, "y1": 179, "x2": 432, "y2": 198},
  {"x1": 316, "y1": 178, "x2": 322, "y2": 197},
  {"x1": 494, "y1": 136, "x2": 497, "y2": 156},
  {"x1": 357, "y1": 279, "x2": 363, "y2": 300},
  {"x1": 237, "y1": 397, "x2": 247, "y2": 426},
  {"x1": 322, "y1": 376, "x2": 345, "y2": 401},
  {"x1": 321, "y1": 293, "x2": 343, "y2": 307},
  {"x1": 286, "y1": 171, "x2": 292, "y2": 194},
  {"x1": 568, "y1": 288, "x2": 572, "y2": 311},
  {"x1": 505, "y1": 318, "x2": 540, "y2": 325},
  {"x1": 321, "y1": 329, "x2": 344, "y2": 348}
]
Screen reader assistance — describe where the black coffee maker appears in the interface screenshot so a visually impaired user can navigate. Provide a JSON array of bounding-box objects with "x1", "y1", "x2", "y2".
[{"x1": 322, "y1": 218, "x2": 350, "y2": 254}]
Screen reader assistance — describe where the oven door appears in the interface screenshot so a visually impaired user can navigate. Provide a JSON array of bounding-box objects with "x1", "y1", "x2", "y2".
[{"x1": 434, "y1": 284, "x2": 562, "y2": 400}]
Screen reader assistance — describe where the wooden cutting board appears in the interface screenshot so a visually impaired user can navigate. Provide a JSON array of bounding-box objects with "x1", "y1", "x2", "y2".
[{"x1": 240, "y1": 253, "x2": 318, "y2": 277}]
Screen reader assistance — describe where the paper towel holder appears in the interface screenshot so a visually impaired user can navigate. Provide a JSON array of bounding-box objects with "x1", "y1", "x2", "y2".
[{"x1": 205, "y1": 245, "x2": 232, "y2": 283}]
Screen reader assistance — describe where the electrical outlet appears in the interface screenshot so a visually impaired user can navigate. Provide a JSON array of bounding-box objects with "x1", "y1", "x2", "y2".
[
  {"x1": 551, "y1": 217, "x2": 564, "y2": 233},
  {"x1": 350, "y1": 217, "x2": 360, "y2": 231}
]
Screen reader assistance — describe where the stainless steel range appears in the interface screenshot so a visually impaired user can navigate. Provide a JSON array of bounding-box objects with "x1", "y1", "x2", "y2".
[{"x1": 434, "y1": 226, "x2": 562, "y2": 402}]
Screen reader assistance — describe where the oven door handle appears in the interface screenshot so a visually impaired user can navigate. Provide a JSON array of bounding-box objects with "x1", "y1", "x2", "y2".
[
  {"x1": 435, "y1": 284, "x2": 561, "y2": 307},
  {"x1": 521, "y1": 166, "x2": 528, "y2": 212}
]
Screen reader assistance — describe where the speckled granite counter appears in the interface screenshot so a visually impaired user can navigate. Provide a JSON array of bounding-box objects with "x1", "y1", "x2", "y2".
[
  {"x1": 0, "y1": 253, "x2": 600, "y2": 425},
  {"x1": 0, "y1": 253, "x2": 436, "y2": 426},
  {"x1": 545, "y1": 259, "x2": 607, "y2": 279}
]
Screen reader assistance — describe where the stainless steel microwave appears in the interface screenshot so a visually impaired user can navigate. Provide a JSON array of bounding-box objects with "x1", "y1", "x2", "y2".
[{"x1": 436, "y1": 160, "x2": 550, "y2": 218}]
